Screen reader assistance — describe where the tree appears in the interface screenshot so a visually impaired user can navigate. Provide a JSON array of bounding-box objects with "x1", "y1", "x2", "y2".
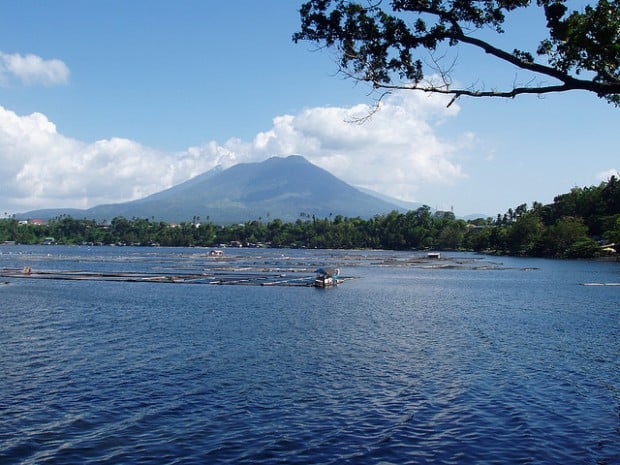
[
  {"x1": 603, "y1": 214, "x2": 620, "y2": 244},
  {"x1": 294, "y1": 1, "x2": 620, "y2": 105},
  {"x1": 437, "y1": 219, "x2": 467, "y2": 249},
  {"x1": 504, "y1": 211, "x2": 544, "y2": 254},
  {"x1": 539, "y1": 216, "x2": 590, "y2": 256}
]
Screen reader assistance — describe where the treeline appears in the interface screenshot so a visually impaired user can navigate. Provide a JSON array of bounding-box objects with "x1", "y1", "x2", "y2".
[{"x1": 1, "y1": 177, "x2": 619, "y2": 258}]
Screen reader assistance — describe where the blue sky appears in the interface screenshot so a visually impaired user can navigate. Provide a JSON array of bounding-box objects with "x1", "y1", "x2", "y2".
[{"x1": 0, "y1": 1, "x2": 617, "y2": 218}]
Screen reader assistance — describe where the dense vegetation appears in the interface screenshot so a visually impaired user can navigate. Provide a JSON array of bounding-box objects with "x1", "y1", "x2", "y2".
[
  {"x1": 294, "y1": 0, "x2": 620, "y2": 105},
  {"x1": 1, "y1": 177, "x2": 619, "y2": 258}
]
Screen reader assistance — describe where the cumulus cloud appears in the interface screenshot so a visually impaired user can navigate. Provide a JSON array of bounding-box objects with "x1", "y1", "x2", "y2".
[
  {"x1": 0, "y1": 51, "x2": 69, "y2": 86},
  {"x1": 0, "y1": 106, "x2": 217, "y2": 212},
  {"x1": 0, "y1": 91, "x2": 471, "y2": 213},
  {"x1": 221, "y1": 91, "x2": 468, "y2": 201},
  {"x1": 598, "y1": 169, "x2": 619, "y2": 182}
]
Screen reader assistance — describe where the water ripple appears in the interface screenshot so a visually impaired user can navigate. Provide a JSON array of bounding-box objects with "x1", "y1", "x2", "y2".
[{"x1": 1, "y1": 248, "x2": 618, "y2": 464}]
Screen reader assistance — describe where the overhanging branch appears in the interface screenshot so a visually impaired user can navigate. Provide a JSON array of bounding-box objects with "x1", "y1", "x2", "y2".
[
  {"x1": 405, "y1": 6, "x2": 619, "y2": 96},
  {"x1": 375, "y1": 80, "x2": 584, "y2": 102},
  {"x1": 295, "y1": 0, "x2": 620, "y2": 104},
  {"x1": 454, "y1": 34, "x2": 618, "y2": 95}
]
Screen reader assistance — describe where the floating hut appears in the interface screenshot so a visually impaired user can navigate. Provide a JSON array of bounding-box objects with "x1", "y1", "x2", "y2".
[{"x1": 313, "y1": 267, "x2": 341, "y2": 288}]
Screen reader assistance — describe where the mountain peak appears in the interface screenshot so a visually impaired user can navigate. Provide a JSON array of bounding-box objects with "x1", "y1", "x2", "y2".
[{"x1": 19, "y1": 156, "x2": 403, "y2": 224}]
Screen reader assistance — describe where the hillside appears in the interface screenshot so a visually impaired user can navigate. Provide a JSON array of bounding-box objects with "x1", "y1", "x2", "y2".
[{"x1": 20, "y1": 156, "x2": 402, "y2": 224}]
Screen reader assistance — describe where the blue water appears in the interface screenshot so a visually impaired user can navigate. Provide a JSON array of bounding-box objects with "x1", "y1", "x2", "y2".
[{"x1": 1, "y1": 246, "x2": 618, "y2": 464}]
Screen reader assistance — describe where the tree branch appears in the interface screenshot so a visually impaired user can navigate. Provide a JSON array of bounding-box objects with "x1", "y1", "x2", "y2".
[
  {"x1": 376, "y1": 80, "x2": 582, "y2": 99},
  {"x1": 295, "y1": 0, "x2": 620, "y2": 104},
  {"x1": 403, "y1": 3, "x2": 620, "y2": 96},
  {"x1": 454, "y1": 33, "x2": 619, "y2": 95}
]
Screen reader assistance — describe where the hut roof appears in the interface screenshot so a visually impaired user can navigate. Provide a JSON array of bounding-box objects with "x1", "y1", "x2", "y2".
[{"x1": 315, "y1": 267, "x2": 339, "y2": 277}]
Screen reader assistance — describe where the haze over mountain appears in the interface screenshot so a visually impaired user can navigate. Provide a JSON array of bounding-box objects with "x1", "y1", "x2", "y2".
[
  {"x1": 19, "y1": 156, "x2": 407, "y2": 224},
  {"x1": 356, "y1": 187, "x2": 425, "y2": 212}
]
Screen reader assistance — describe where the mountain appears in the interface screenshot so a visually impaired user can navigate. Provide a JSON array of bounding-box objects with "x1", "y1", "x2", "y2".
[
  {"x1": 19, "y1": 155, "x2": 403, "y2": 224},
  {"x1": 463, "y1": 213, "x2": 492, "y2": 221},
  {"x1": 356, "y1": 187, "x2": 426, "y2": 211}
]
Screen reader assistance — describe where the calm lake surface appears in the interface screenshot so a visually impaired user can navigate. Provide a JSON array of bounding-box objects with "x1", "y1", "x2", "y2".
[{"x1": 1, "y1": 246, "x2": 618, "y2": 464}]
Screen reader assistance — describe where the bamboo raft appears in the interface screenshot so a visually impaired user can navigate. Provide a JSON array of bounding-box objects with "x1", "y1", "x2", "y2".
[{"x1": 0, "y1": 267, "x2": 351, "y2": 287}]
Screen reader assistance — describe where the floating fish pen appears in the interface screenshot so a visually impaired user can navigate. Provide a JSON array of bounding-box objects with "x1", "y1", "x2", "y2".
[{"x1": 0, "y1": 267, "x2": 353, "y2": 287}]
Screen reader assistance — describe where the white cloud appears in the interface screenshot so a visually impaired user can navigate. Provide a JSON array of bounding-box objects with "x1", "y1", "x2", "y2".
[
  {"x1": 0, "y1": 92, "x2": 472, "y2": 213},
  {"x1": 238, "y1": 91, "x2": 468, "y2": 201},
  {"x1": 597, "y1": 169, "x2": 619, "y2": 182},
  {"x1": 0, "y1": 105, "x2": 218, "y2": 212},
  {"x1": 0, "y1": 51, "x2": 69, "y2": 86}
]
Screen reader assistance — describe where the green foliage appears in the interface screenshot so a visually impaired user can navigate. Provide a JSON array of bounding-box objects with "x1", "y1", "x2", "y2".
[
  {"x1": 294, "y1": 0, "x2": 620, "y2": 104},
  {"x1": 603, "y1": 215, "x2": 620, "y2": 244},
  {"x1": 566, "y1": 237, "x2": 601, "y2": 258},
  {"x1": 504, "y1": 211, "x2": 544, "y2": 255},
  {"x1": 486, "y1": 176, "x2": 619, "y2": 258}
]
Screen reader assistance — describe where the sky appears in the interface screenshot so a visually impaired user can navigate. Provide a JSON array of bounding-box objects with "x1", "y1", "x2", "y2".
[{"x1": 0, "y1": 1, "x2": 617, "y2": 219}]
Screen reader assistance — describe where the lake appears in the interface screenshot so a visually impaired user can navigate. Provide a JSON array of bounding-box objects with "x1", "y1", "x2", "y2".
[{"x1": 0, "y1": 246, "x2": 618, "y2": 464}]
